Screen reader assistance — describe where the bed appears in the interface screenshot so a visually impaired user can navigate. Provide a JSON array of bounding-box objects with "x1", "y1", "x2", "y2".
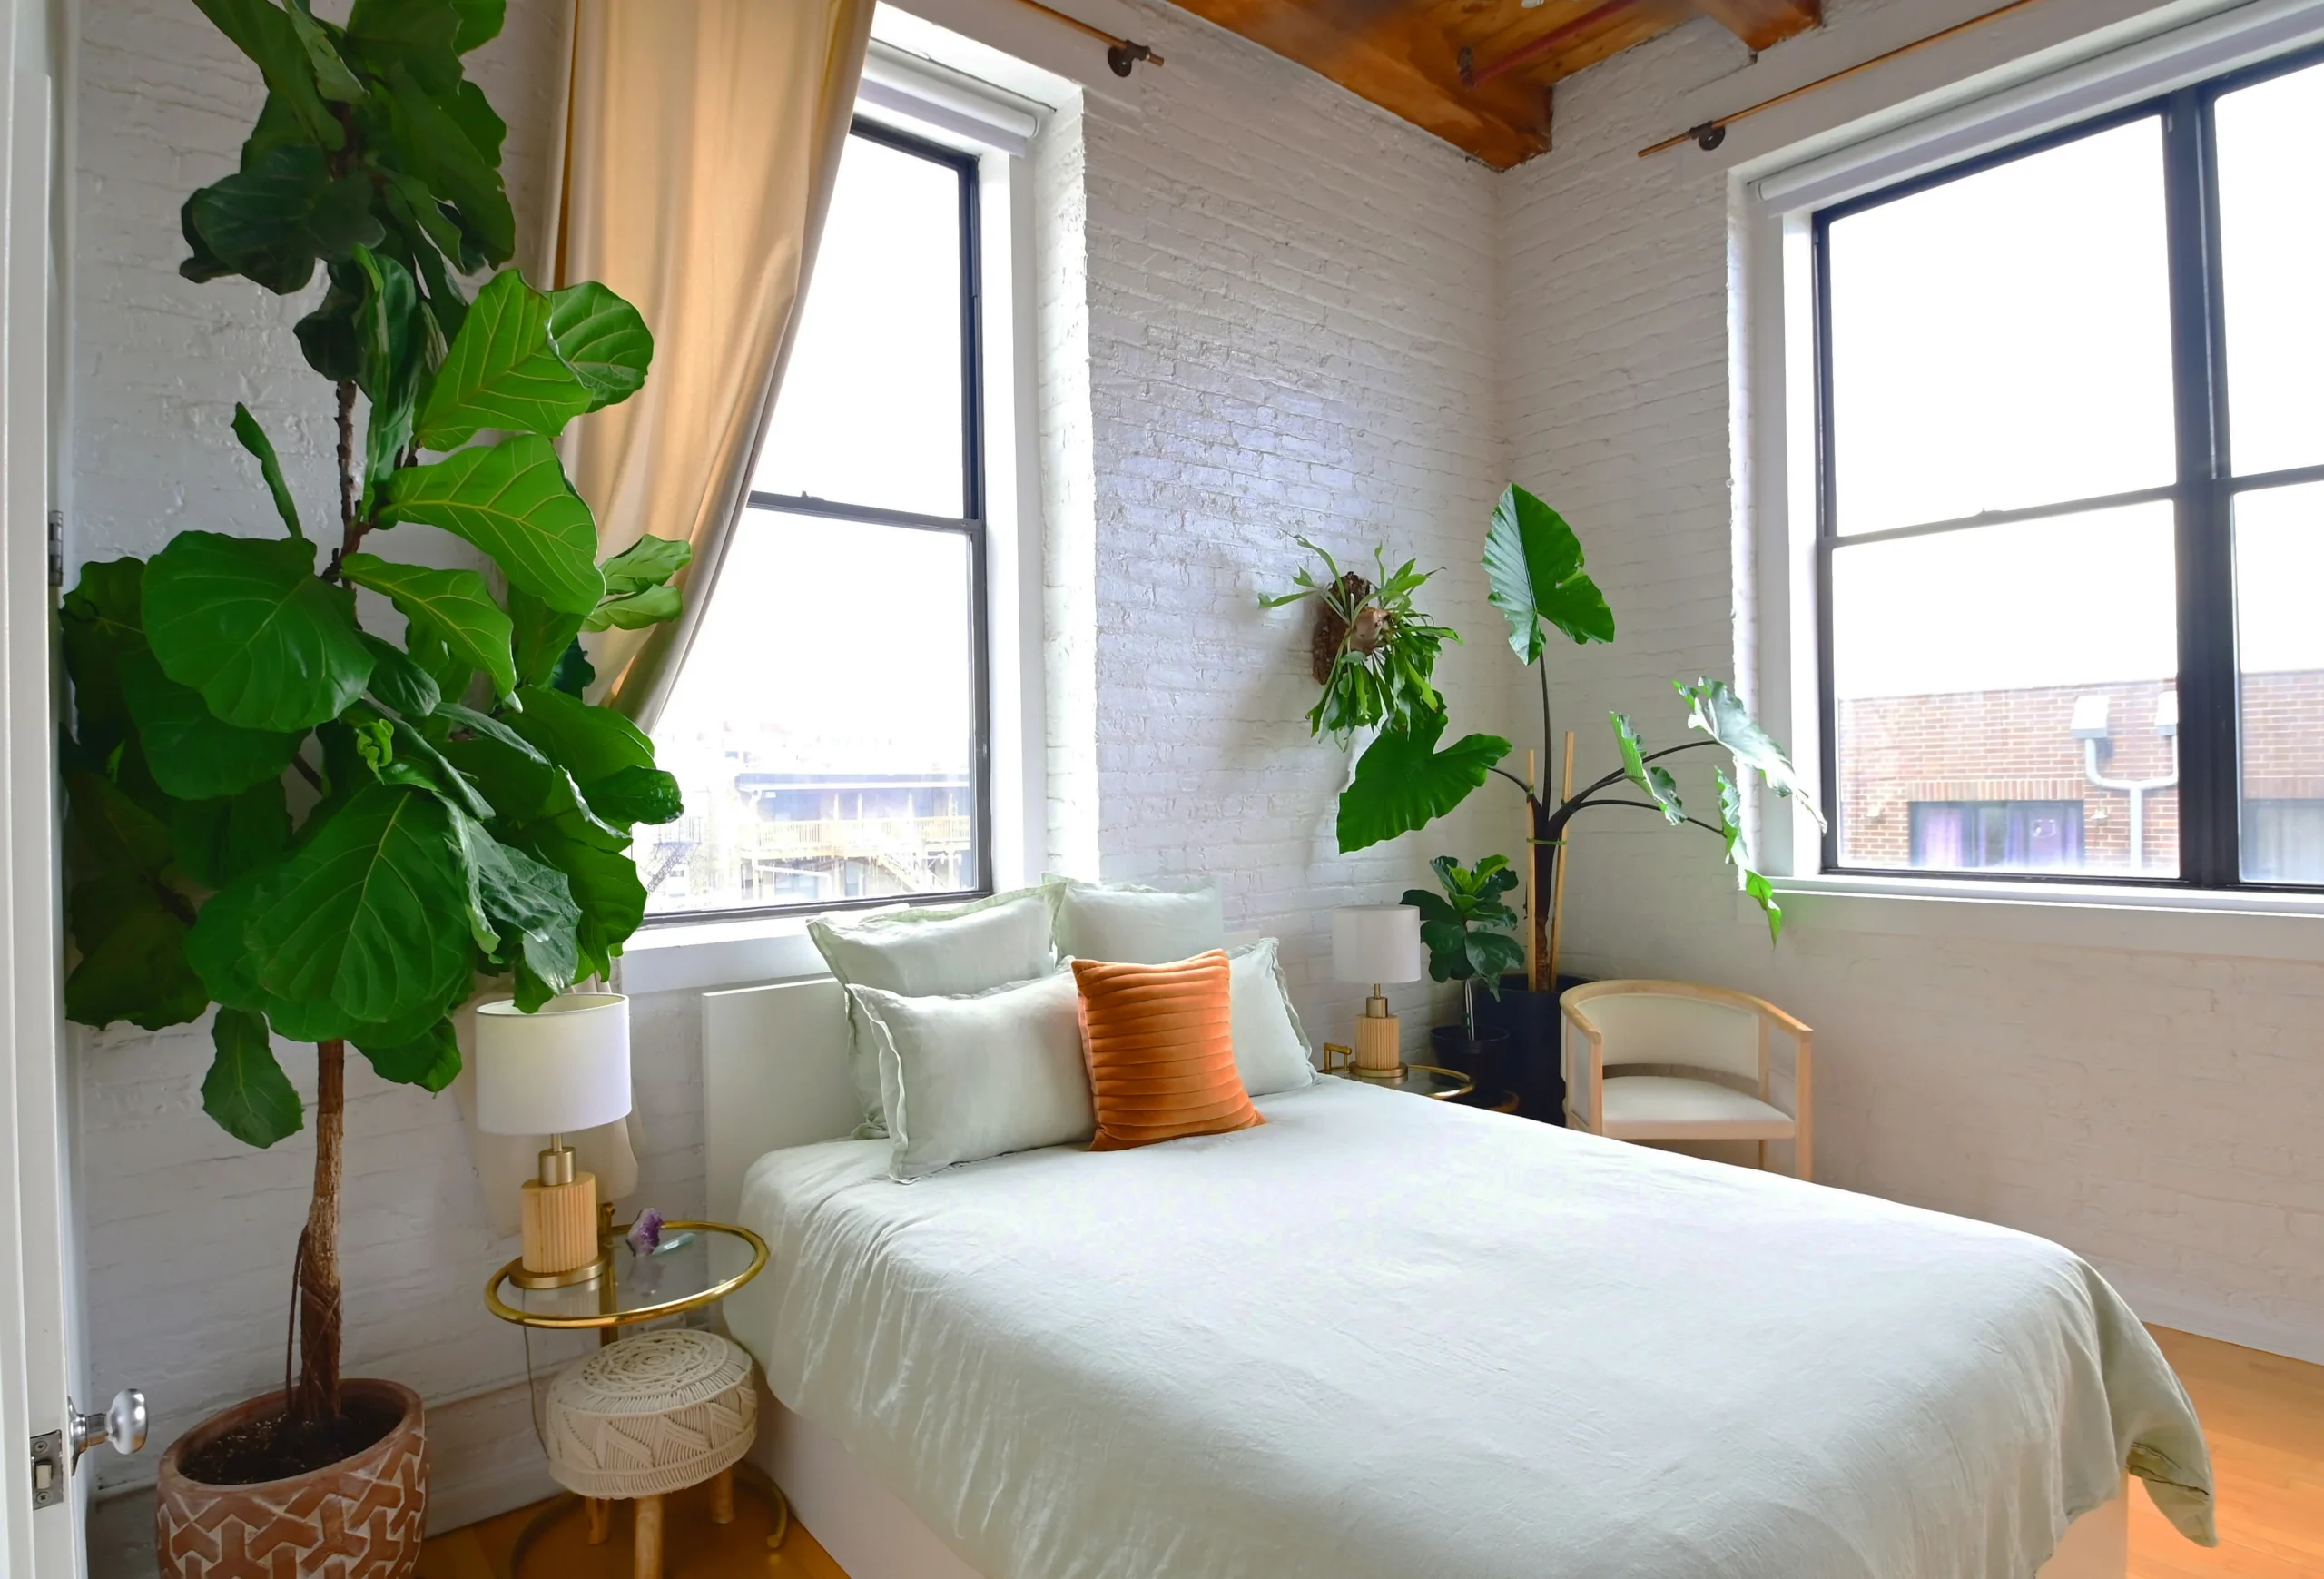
[{"x1": 704, "y1": 976, "x2": 2214, "y2": 1579}]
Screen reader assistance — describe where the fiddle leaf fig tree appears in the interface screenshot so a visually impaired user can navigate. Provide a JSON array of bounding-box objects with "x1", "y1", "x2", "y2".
[{"x1": 60, "y1": 0, "x2": 689, "y2": 1439}]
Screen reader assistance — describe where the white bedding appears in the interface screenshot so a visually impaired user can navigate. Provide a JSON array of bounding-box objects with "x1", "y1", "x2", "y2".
[{"x1": 726, "y1": 1078, "x2": 2213, "y2": 1579}]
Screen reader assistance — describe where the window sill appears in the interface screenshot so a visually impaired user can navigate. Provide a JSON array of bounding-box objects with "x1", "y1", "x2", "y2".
[
  {"x1": 1763, "y1": 873, "x2": 2324, "y2": 961},
  {"x1": 618, "y1": 913, "x2": 828, "y2": 997}
]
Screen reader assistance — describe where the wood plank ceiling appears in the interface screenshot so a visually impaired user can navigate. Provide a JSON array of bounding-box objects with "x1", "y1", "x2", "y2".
[{"x1": 1165, "y1": 0, "x2": 1821, "y2": 168}]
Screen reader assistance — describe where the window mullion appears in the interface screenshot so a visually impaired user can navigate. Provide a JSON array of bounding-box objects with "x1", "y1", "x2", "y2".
[{"x1": 2161, "y1": 87, "x2": 2240, "y2": 889}]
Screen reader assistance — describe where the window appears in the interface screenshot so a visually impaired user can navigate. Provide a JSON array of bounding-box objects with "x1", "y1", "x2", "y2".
[
  {"x1": 643, "y1": 119, "x2": 989, "y2": 919},
  {"x1": 1816, "y1": 46, "x2": 2324, "y2": 890}
]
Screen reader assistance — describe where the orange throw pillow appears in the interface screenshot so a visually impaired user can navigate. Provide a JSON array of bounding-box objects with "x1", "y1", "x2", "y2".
[{"x1": 1072, "y1": 952, "x2": 1265, "y2": 1151}]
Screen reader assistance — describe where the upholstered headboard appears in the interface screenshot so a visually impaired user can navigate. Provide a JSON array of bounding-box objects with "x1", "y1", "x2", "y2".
[{"x1": 702, "y1": 977, "x2": 864, "y2": 1222}]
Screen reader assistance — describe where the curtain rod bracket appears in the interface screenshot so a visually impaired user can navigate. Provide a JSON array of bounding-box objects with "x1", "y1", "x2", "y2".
[
  {"x1": 1107, "y1": 39, "x2": 1160, "y2": 77},
  {"x1": 1690, "y1": 120, "x2": 1728, "y2": 151}
]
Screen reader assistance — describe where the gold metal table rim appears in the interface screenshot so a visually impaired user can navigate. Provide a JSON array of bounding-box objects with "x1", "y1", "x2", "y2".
[{"x1": 483, "y1": 1220, "x2": 770, "y2": 1329}]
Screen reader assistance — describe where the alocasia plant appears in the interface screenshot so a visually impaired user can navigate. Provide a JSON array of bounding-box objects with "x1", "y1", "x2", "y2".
[
  {"x1": 61, "y1": 0, "x2": 687, "y2": 1434},
  {"x1": 1323, "y1": 485, "x2": 1821, "y2": 970}
]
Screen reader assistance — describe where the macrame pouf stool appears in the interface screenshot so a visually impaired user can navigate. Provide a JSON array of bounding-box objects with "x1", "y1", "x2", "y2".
[{"x1": 543, "y1": 1329, "x2": 759, "y2": 1579}]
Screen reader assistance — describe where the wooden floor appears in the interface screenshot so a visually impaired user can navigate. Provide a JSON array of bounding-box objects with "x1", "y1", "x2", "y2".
[
  {"x1": 2130, "y1": 1327, "x2": 2324, "y2": 1579},
  {"x1": 419, "y1": 1327, "x2": 2319, "y2": 1579}
]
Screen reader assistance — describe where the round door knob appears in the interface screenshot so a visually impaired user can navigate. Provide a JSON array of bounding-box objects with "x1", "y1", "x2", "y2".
[{"x1": 71, "y1": 1389, "x2": 147, "y2": 1466}]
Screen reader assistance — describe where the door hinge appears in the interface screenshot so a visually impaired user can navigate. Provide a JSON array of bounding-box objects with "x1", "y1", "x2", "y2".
[
  {"x1": 29, "y1": 1430, "x2": 63, "y2": 1508},
  {"x1": 45, "y1": 509, "x2": 62, "y2": 590}
]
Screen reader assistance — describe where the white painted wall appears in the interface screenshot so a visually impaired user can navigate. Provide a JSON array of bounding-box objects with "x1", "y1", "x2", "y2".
[
  {"x1": 70, "y1": 0, "x2": 1505, "y2": 1565},
  {"x1": 1501, "y1": 0, "x2": 2324, "y2": 1361}
]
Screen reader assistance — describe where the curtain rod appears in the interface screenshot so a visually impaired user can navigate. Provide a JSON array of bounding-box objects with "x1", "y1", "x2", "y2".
[
  {"x1": 1639, "y1": 0, "x2": 2051, "y2": 157},
  {"x1": 1002, "y1": 0, "x2": 1166, "y2": 76}
]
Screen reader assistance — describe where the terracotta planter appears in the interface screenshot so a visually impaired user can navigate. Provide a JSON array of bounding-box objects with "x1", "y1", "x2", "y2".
[{"x1": 156, "y1": 1379, "x2": 428, "y2": 1579}]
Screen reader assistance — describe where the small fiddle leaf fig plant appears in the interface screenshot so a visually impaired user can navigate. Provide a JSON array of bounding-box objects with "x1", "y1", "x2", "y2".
[
  {"x1": 60, "y1": 0, "x2": 687, "y2": 1453},
  {"x1": 1403, "y1": 855, "x2": 1526, "y2": 1031}
]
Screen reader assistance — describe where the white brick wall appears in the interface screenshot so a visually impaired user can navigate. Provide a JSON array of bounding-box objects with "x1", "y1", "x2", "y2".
[{"x1": 1502, "y1": 0, "x2": 2324, "y2": 1359}]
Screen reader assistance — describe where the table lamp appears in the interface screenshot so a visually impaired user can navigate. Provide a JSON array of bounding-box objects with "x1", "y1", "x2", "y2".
[
  {"x1": 1333, "y1": 904, "x2": 1423, "y2": 1083},
  {"x1": 475, "y1": 992, "x2": 632, "y2": 1288}
]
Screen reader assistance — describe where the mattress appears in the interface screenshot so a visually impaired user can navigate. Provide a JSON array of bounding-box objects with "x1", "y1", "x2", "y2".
[{"x1": 724, "y1": 1077, "x2": 2213, "y2": 1579}]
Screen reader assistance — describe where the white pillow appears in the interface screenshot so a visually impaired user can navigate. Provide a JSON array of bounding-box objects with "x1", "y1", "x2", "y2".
[
  {"x1": 1051, "y1": 876, "x2": 1225, "y2": 964},
  {"x1": 849, "y1": 974, "x2": 1094, "y2": 1181},
  {"x1": 808, "y1": 885, "x2": 1060, "y2": 1136},
  {"x1": 1229, "y1": 938, "x2": 1316, "y2": 1097}
]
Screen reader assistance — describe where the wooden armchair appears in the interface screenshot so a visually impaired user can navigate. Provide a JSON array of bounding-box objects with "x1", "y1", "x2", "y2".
[{"x1": 1559, "y1": 980, "x2": 1813, "y2": 1179}]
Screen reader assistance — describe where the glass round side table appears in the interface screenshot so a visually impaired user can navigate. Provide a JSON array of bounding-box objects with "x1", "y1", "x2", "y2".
[
  {"x1": 484, "y1": 1221, "x2": 780, "y2": 1578},
  {"x1": 1321, "y1": 1053, "x2": 1475, "y2": 1101},
  {"x1": 484, "y1": 1220, "x2": 767, "y2": 1335}
]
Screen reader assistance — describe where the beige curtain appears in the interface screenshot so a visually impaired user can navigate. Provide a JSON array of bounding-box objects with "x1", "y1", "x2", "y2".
[{"x1": 549, "y1": 0, "x2": 875, "y2": 726}]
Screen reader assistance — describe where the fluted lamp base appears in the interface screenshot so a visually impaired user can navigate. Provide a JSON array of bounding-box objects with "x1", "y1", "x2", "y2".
[
  {"x1": 512, "y1": 1139, "x2": 609, "y2": 1289},
  {"x1": 1350, "y1": 991, "x2": 1405, "y2": 1083}
]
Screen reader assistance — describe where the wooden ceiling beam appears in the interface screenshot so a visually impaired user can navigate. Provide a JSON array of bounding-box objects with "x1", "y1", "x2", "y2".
[
  {"x1": 1684, "y1": 0, "x2": 1821, "y2": 53},
  {"x1": 1170, "y1": 0, "x2": 1553, "y2": 167}
]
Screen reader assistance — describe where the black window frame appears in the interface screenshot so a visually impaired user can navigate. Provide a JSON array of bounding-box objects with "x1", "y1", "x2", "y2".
[
  {"x1": 1812, "y1": 42, "x2": 2324, "y2": 893},
  {"x1": 649, "y1": 115, "x2": 992, "y2": 924}
]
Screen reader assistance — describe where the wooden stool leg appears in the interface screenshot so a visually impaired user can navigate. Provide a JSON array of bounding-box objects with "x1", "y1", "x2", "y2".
[
  {"x1": 634, "y1": 1493, "x2": 664, "y2": 1579},
  {"x1": 710, "y1": 1466, "x2": 734, "y2": 1525},
  {"x1": 586, "y1": 1496, "x2": 612, "y2": 1545}
]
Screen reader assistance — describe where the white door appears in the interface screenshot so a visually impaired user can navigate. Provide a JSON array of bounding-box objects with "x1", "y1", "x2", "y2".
[{"x1": 0, "y1": 4, "x2": 139, "y2": 1569}]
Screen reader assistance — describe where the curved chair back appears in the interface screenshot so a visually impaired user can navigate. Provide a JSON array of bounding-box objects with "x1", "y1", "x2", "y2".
[{"x1": 1565, "y1": 986, "x2": 1762, "y2": 1081}]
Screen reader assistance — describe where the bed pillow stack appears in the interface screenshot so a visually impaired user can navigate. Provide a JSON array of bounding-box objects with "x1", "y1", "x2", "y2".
[{"x1": 811, "y1": 877, "x2": 1315, "y2": 1179}]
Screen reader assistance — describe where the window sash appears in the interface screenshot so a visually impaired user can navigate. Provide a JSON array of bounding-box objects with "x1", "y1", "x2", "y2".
[
  {"x1": 645, "y1": 116, "x2": 993, "y2": 924},
  {"x1": 1811, "y1": 41, "x2": 2324, "y2": 893}
]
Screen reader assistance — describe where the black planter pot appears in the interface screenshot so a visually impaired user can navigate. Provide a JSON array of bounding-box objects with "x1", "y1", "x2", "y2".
[
  {"x1": 1472, "y1": 972, "x2": 1591, "y2": 1125},
  {"x1": 1427, "y1": 1027, "x2": 1509, "y2": 1106}
]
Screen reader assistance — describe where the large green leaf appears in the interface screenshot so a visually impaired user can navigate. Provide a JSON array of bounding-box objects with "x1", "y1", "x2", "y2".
[
  {"x1": 203, "y1": 1007, "x2": 305, "y2": 1147},
  {"x1": 546, "y1": 281, "x2": 653, "y2": 413},
  {"x1": 357, "y1": 1016, "x2": 462, "y2": 1090},
  {"x1": 583, "y1": 584, "x2": 680, "y2": 632},
  {"x1": 1482, "y1": 484, "x2": 1615, "y2": 665},
  {"x1": 351, "y1": 247, "x2": 429, "y2": 500},
  {"x1": 293, "y1": 257, "x2": 365, "y2": 384},
  {"x1": 580, "y1": 765, "x2": 683, "y2": 826},
  {"x1": 1334, "y1": 710, "x2": 1511, "y2": 854},
  {"x1": 170, "y1": 779, "x2": 292, "y2": 891},
  {"x1": 1676, "y1": 677, "x2": 1825, "y2": 829},
  {"x1": 188, "y1": 0, "x2": 342, "y2": 150},
  {"x1": 456, "y1": 813, "x2": 578, "y2": 1002},
  {"x1": 340, "y1": 553, "x2": 517, "y2": 699},
  {"x1": 511, "y1": 818, "x2": 642, "y2": 981},
  {"x1": 379, "y1": 436, "x2": 606, "y2": 614},
  {"x1": 1610, "y1": 712, "x2": 1687, "y2": 827},
  {"x1": 283, "y1": 0, "x2": 364, "y2": 102},
  {"x1": 181, "y1": 143, "x2": 381, "y2": 294},
  {"x1": 231, "y1": 404, "x2": 304, "y2": 538},
  {"x1": 598, "y1": 534, "x2": 690, "y2": 597},
  {"x1": 143, "y1": 532, "x2": 373, "y2": 732},
  {"x1": 64, "y1": 873, "x2": 207, "y2": 1031},
  {"x1": 250, "y1": 782, "x2": 476, "y2": 1026},
  {"x1": 65, "y1": 769, "x2": 174, "y2": 877},
  {"x1": 507, "y1": 584, "x2": 585, "y2": 689},
  {"x1": 503, "y1": 684, "x2": 653, "y2": 782},
  {"x1": 416, "y1": 270, "x2": 594, "y2": 449},
  {"x1": 118, "y1": 652, "x2": 303, "y2": 801},
  {"x1": 62, "y1": 558, "x2": 147, "y2": 755},
  {"x1": 342, "y1": 0, "x2": 462, "y2": 92},
  {"x1": 449, "y1": 0, "x2": 503, "y2": 51},
  {"x1": 357, "y1": 634, "x2": 442, "y2": 720},
  {"x1": 379, "y1": 61, "x2": 514, "y2": 266}
]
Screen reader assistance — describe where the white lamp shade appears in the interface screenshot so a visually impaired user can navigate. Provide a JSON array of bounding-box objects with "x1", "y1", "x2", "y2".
[
  {"x1": 1333, "y1": 905, "x2": 1424, "y2": 986},
  {"x1": 474, "y1": 993, "x2": 633, "y2": 1136}
]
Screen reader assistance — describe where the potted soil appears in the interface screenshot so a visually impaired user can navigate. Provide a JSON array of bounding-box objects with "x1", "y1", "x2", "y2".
[
  {"x1": 156, "y1": 1382, "x2": 427, "y2": 1578},
  {"x1": 60, "y1": 5, "x2": 688, "y2": 1572}
]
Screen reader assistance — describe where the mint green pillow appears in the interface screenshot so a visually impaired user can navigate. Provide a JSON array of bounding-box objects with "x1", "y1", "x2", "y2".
[
  {"x1": 808, "y1": 885, "x2": 1061, "y2": 1137},
  {"x1": 1049, "y1": 876, "x2": 1225, "y2": 965}
]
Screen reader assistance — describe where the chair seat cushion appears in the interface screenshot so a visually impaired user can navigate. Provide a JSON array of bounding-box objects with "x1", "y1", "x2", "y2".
[
  {"x1": 543, "y1": 1329, "x2": 757, "y2": 1500},
  {"x1": 1599, "y1": 1074, "x2": 1795, "y2": 1140}
]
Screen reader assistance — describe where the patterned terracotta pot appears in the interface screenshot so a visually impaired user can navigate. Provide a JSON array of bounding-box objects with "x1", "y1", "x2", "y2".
[{"x1": 155, "y1": 1380, "x2": 428, "y2": 1579}]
